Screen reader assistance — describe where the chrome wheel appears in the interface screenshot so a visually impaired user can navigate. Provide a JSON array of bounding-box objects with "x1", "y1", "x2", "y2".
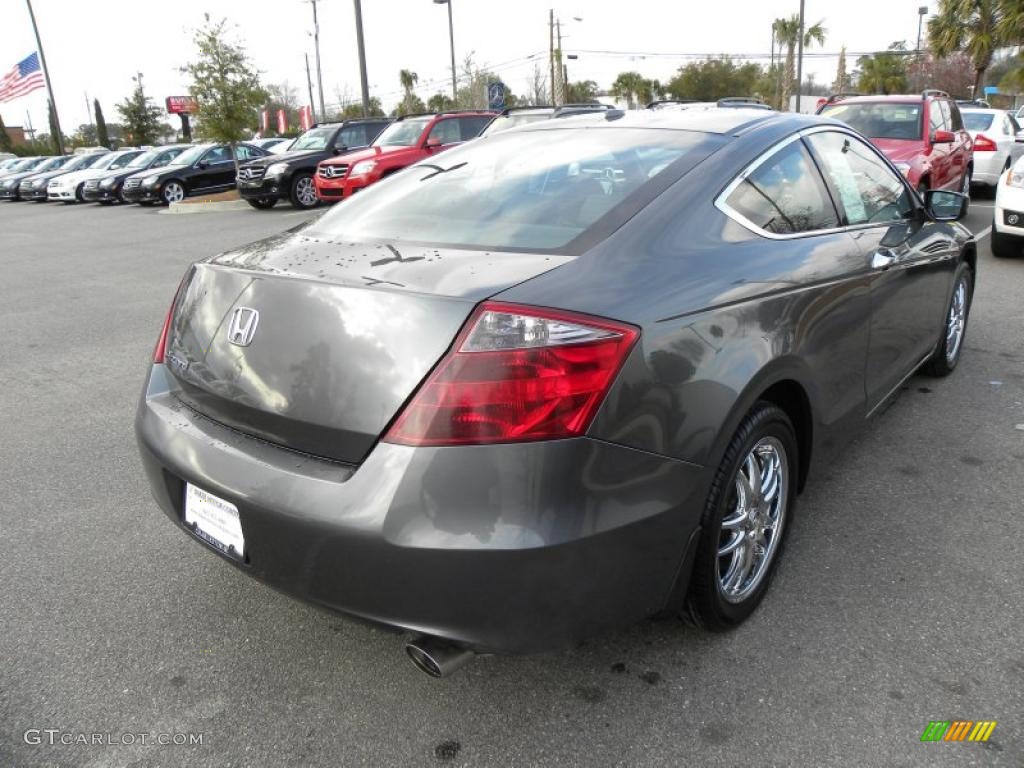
[
  {"x1": 961, "y1": 168, "x2": 971, "y2": 195},
  {"x1": 717, "y1": 436, "x2": 789, "y2": 604},
  {"x1": 294, "y1": 176, "x2": 317, "y2": 207},
  {"x1": 946, "y1": 276, "x2": 967, "y2": 364},
  {"x1": 162, "y1": 181, "x2": 184, "y2": 204}
]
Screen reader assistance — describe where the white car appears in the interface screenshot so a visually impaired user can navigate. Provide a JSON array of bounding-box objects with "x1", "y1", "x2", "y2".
[
  {"x1": 992, "y1": 154, "x2": 1024, "y2": 258},
  {"x1": 47, "y1": 149, "x2": 146, "y2": 202},
  {"x1": 962, "y1": 108, "x2": 1020, "y2": 186}
]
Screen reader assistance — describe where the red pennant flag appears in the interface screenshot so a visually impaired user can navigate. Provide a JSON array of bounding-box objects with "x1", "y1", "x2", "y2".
[{"x1": 276, "y1": 108, "x2": 287, "y2": 134}]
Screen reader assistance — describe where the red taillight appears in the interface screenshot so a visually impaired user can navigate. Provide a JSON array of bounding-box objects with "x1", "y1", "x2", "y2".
[
  {"x1": 385, "y1": 302, "x2": 639, "y2": 446},
  {"x1": 152, "y1": 299, "x2": 175, "y2": 363},
  {"x1": 973, "y1": 134, "x2": 997, "y2": 152},
  {"x1": 152, "y1": 276, "x2": 188, "y2": 363}
]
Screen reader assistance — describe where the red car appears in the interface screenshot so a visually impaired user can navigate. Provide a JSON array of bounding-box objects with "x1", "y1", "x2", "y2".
[
  {"x1": 314, "y1": 111, "x2": 495, "y2": 202},
  {"x1": 817, "y1": 90, "x2": 972, "y2": 197}
]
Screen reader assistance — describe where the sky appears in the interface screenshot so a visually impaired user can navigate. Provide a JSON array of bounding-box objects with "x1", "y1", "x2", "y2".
[{"x1": 0, "y1": 0, "x2": 937, "y2": 137}]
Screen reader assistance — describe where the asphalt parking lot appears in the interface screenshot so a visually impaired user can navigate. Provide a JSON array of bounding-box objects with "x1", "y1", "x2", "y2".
[{"x1": 1, "y1": 194, "x2": 1021, "y2": 768}]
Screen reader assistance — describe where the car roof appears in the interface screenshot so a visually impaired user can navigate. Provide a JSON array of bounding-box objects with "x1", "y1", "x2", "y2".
[{"x1": 520, "y1": 107, "x2": 783, "y2": 136}]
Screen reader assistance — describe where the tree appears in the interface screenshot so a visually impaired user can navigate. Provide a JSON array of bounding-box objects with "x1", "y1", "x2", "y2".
[
  {"x1": 833, "y1": 46, "x2": 849, "y2": 92},
  {"x1": 182, "y1": 15, "x2": 266, "y2": 177},
  {"x1": 335, "y1": 97, "x2": 385, "y2": 119},
  {"x1": 0, "y1": 113, "x2": 13, "y2": 153},
  {"x1": 94, "y1": 99, "x2": 109, "y2": 147},
  {"x1": 929, "y1": 0, "x2": 1014, "y2": 94},
  {"x1": 666, "y1": 59, "x2": 767, "y2": 102},
  {"x1": 117, "y1": 78, "x2": 164, "y2": 145},
  {"x1": 564, "y1": 80, "x2": 599, "y2": 104},
  {"x1": 265, "y1": 82, "x2": 300, "y2": 136},
  {"x1": 426, "y1": 92, "x2": 455, "y2": 111},
  {"x1": 453, "y1": 54, "x2": 519, "y2": 110},
  {"x1": 611, "y1": 71, "x2": 659, "y2": 109},
  {"x1": 856, "y1": 42, "x2": 910, "y2": 94},
  {"x1": 773, "y1": 15, "x2": 827, "y2": 110},
  {"x1": 907, "y1": 51, "x2": 975, "y2": 96},
  {"x1": 394, "y1": 70, "x2": 425, "y2": 116},
  {"x1": 526, "y1": 63, "x2": 549, "y2": 105}
]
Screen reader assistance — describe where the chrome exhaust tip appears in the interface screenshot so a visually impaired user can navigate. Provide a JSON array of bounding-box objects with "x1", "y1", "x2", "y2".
[{"x1": 405, "y1": 635, "x2": 475, "y2": 678}]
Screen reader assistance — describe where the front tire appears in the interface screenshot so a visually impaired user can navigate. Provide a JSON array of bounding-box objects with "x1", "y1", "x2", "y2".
[
  {"x1": 289, "y1": 173, "x2": 318, "y2": 209},
  {"x1": 160, "y1": 180, "x2": 185, "y2": 206},
  {"x1": 686, "y1": 403, "x2": 797, "y2": 630},
  {"x1": 924, "y1": 262, "x2": 973, "y2": 376}
]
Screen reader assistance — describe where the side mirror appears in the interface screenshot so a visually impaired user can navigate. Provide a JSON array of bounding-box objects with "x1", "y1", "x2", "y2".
[
  {"x1": 925, "y1": 189, "x2": 967, "y2": 221},
  {"x1": 197, "y1": 160, "x2": 209, "y2": 169},
  {"x1": 932, "y1": 129, "x2": 955, "y2": 144},
  {"x1": 425, "y1": 137, "x2": 443, "y2": 149},
  {"x1": 332, "y1": 145, "x2": 347, "y2": 154}
]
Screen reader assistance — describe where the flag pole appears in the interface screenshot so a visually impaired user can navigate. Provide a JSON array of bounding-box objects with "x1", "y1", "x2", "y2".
[{"x1": 24, "y1": 0, "x2": 63, "y2": 154}]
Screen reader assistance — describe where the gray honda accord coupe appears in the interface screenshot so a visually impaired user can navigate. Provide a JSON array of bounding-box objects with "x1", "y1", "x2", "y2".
[{"x1": 136, "y1": 108, "x2": 975, "y2": 676}]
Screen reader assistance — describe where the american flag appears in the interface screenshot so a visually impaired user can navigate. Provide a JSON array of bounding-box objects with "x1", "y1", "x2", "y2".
[{"x1": 0, "y1": 53, "x2": 45, "y2": 104}]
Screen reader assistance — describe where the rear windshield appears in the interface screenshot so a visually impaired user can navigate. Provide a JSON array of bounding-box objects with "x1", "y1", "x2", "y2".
[
  {"x1": 306, "y1": 127, "x2": 719, "y2": 251},
  {"x1": 962, "y1": 113, "x2": 995, "y2": 131},
  {"x1": 820, "y1": 102, "x2": 922, "y2": 140}
]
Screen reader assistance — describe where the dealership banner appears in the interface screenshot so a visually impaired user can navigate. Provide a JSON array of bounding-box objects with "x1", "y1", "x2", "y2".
[
  {"x1": 299, "y1": 106, "x2": 313, "y2": 131},
  {"x1": 260, "y1": 109, "x2": 269, "y2": 134},
  {"x1": 276, "y1": 109, "x2": 287, "y2": 134},
  {"x1": 165, "y1": 96, "x2": 198, "y2": 114}
]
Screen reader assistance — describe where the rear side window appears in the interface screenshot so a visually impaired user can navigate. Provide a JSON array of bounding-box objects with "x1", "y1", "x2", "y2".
[
  {"x1": 806, "y1": 132, "x2": 913, "y2": 225},
  {"x1": 724, "y1": 140, "x2": 838, "y2": 235},
  {"x1": 962, "y1": 112, "x2": 995, "y2": 132},
  {"x1": 948, "y1": 102, "x2": 964, "y2": 131},
  {"x1": 456, "y1": 116, "x2": 493, "y2": 140},
  {"x1": 336, "y1": 125, "x2": 369, "y2": 148}
]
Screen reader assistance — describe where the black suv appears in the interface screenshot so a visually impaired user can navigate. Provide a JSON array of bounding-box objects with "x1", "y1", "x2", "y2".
[{"x1": 236, "y1": 118, "x2": 392, "y2": 210}]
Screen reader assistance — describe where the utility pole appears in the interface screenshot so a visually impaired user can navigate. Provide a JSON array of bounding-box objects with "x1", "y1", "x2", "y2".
[
  {"x1": 353, "y1": 0, "x2": 370, "y2": 116},
  {"x1": 915, "y1": 6, "x2": 928, "y2": 91},
  {"x1": 309, "y1": 0, "x2": 326, "y2": 118},
  {"x1": 305, "y1": 53, "x2": 317, "y2": 122},
  {"x1": 25, "y1": 0, "x2": 63, "y2": 153},
  {"x1": 795, "y1": 0, "x2": 805, "y2": 113},
  {"x1": 549, "y1": 10, "x2": 556, "y2": 107},
  {"x1": 554, "y1": 18, "x2": 564, "y2": 106},
  {"x1": 84, "y1": 91, "x2": 93, "y2": 132}
]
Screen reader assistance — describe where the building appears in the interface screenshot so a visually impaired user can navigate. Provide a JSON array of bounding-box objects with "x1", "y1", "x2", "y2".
[{"x1": 3, "y1": 124, "x2": 27, "y2": 146}]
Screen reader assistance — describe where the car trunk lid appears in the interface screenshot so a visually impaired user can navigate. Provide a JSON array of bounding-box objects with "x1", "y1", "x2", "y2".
[{"x1": 163, "y1": 228, "x2": 572, "y2": 464}]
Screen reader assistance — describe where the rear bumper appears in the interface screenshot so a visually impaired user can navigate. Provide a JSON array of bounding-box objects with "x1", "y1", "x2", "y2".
[
  {"x1": 135, "y1": 364, "x2": 705, "y2": 654},
  {"x1": 971, "y1": 150, "x2": 1009, "y2": 186}
]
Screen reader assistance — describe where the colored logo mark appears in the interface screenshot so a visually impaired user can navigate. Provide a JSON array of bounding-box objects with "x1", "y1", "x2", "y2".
[{"x1": 920, "y1": 720, "x2": 996, "y2": 742}]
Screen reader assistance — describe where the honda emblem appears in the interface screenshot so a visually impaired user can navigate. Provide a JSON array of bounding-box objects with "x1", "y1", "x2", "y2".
[{"x1": 227, "y1": 307, "x2": 260, "y2": 346}]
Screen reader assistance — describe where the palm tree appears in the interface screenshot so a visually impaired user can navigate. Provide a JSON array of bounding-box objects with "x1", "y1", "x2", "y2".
[
  {"x1": 399, "y1": 69, "x2": 419, "y2": 112},
  {"x1": 772, "y1": 15, "x2": 827, "y2": 111},
  {"x1": 929, "y1": 0, "x2": 1004, "y2": 95},
  {"x1": 611, "y1": 71, "x2": 658, "y2": 109}
]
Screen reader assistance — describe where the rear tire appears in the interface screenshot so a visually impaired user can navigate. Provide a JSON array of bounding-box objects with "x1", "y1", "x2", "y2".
[
  {"x1": 924, "y1": 262, "x2": 973, "y2": 376},
  {"x1": 685, "y1": 403, "x2": 797, "y2": 631},
  {"x1": 247, "y1": 197, "x2": 278, "y2": 210}
]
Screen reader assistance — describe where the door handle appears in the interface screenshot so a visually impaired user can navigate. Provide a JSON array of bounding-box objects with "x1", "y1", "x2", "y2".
[{"x1": 871, "y1": 250, "x2": 896, "y2": 269}]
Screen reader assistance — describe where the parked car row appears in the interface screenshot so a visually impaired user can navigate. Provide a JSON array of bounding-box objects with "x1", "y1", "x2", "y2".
[{"x1": 0, "y1": 142, "x2": 275, "y2": 206}]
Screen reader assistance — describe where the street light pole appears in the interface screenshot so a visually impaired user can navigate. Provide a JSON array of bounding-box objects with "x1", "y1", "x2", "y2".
[
  {"x1": 434, "y1": 0, "x2": 457, "y2": 104},
  {"x1": 795, "y1": 0, "x2": 805, "y2": 113},
  {"x1": 25, "y1": 0, "x2": 63, "y2": 154},
  {"x1": 915, "y1": 6, "x2": 928, "y2": 90},
  {"x1": 353, "y1": 0, "x2": 370, "y2": 116},
  {"x1": 309, "y1": 0, "x2": 326, "y2": 119}
]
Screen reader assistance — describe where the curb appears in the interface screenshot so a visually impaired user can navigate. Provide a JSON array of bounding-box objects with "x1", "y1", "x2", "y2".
[{"x1": 164, "y1": 199, "x2": 250, "y2": 215}]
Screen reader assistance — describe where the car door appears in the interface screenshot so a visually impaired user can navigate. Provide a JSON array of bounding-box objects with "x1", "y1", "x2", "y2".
[
  {"x1": 926, "y1": 101, "x2": 953, "y2": 190},
  {"x1": 942, "y1": 100, "x2": 968, "y2": 188},
  {"x1": 334, "y1": 124, "x2": 369, "y2": 152},
  {"x1": 806, "y1": 130, "x2": 958, "y2": 411},
  {"x1": 718, "y1": 136, "x2": 872, "y2": 434},
  {"x1": 425, "y1": 118, "x2": 463, "y2": 153},
  {"x1": 192, "y1": 145, "x2": 234, "y2": 193}
]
